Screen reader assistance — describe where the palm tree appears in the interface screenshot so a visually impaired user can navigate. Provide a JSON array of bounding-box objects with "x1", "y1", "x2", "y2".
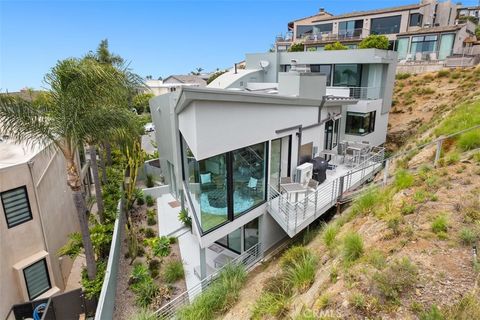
[{"x1": 0, "y1": 58, "x2": 135, "y2": 279}]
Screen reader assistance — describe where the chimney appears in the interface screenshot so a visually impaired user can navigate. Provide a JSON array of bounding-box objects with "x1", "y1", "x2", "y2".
[{"x1": 319, "y1": 8, "x2": 325, "y2": 13}]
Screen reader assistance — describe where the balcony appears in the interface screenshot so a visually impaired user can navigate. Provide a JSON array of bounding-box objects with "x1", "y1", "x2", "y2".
[
  {"x1": 267, "y1": 146, "x2": 384, "y2": 237},
  {"x1": 326, "y1": 86, "x2": 382, "y2": 100},
  {"x1": 303, "y1": 28, "x2": 367, "y2": 44}
]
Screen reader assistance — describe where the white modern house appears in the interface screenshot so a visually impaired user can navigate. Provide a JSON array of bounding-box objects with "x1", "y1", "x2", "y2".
[{"x1": 149, "y1": 49, "x2": 396, "y2": 293}]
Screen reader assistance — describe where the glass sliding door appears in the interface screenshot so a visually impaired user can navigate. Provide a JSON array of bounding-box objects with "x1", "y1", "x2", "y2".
[
  {"x1": 333, "y1": 64, "x2": 362, "y2": 87},
  {"x1": 232, "y1": 142, "x2": 267, "y2": 216},
  {"x1": 217, "y1": 228, "x2": 241, "y2": 254},
  {"x1": 439, "y1": 34, "x2": 454, "y2": 60}
]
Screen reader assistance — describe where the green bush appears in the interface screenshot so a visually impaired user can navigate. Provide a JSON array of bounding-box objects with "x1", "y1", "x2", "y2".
[
  {"x1": 164, "y1": 260, "x2": 184, "y2": 283},
  {"x1": 144, "y1": 227, "x2": 156, "y2": 238},
  {"x1": 395, "y1": 169, "x2": 414, "y2": 190},
  {"x1": 285, "y1": 251, "x2": 318, "y2": 293},
  {"x1": 136, "y1": 194, "x2": 145, "y2": 206},
  {"x1": 373, "y1": 257, "x2": 418, "y2": 301},
  {"x1": 435, "y1": 100, "x2": 480, "y2": 137},
  {"x1": 178, "y1": 208, "x2": 192, "y2": 229},
  {"x1": 81, "y1": 261, "x2": 106, "y2": 300},
  {"x1": 431, "y1": 215, "x2": 448, "y2": 234},
  {"x1": 206, "y1": 70, "x2": 228, "y2": 85},
  {"x1": 401, "y1": 202, "x2": 416, "y2": 215},
  {"x1": 131, "y1": 263, "x2": 150, "y2": 285},
  {"x1": 445, "y1": 152, "x2": 460, "y2": 165},
  {"x1": 358, "y1": 34, "x2": 389, "y2": 49},
  {"x1": 367, "y1": 250, "x2": 386, "y2": 270},
  {"x1": 146, "y1": 174, "x2": 155, "y2": 188},
  {"x1": 251, "y1": 292, "x2": 290, "y2": 319},
  {"x1": 280, "y1": 246, "x2": 310, "y2": 270},
  {"x1": 458, "y1": 130, "x2": 480, "y2": 151},
  {"x1": 145, "y1": 195, "x2": 155, "y2": 207},
  {"x1": 343, "y1": 232, "x2": 364, "y2": 262},
  {"x1": 387, "y1": 214, "x2": 403, "y2": 236},
  {"x1": 58, "y1": 232, "x2": 83, "y2": 258},
  {"x1": 323, "y1": 224, "x2": 339, "y2": 249},
  {"x1": 148, "y1": 259, "x2": 161, "y2": 279},
  {"x1": 459, "y1": 228, "x2": 477, "y2": 246},
  {"x1": 177, "y1": 264, "x2": 247, "y2": 320},
  {"x1": 396, "y1": 72, "x2": 411, "y2": 80},
  {"x1": 147, "y1": 216, "x2": 156, "y2": 226},
  {"x1": 288, "y1": 42, "x2": 305, "y2": 52},
  {"x1": 133, "y1": 279, "x2": 159, "y2": 308},
  {"x1": 437, "y1": 70, "x2": 450, "y2": 78},
  {"x1": 351, "y1": 187, "x2": 381, "y2": 216},
  {"x1": 445, "y1": 292, "x2": 480, "y2": 319},
  {"x1": 324, "y1": 41, "x2": 348, "y2": 50},
  {"x1": 420, "y1": 305, "x2": 444, "y2": 320},
  {"x1": 145, "y1": 236, "x2": 171, "y2": 257}
]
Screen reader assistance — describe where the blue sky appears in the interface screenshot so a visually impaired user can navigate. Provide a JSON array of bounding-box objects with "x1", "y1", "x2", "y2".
[{"x1": 0, "y1": 0, "x2": 477, "y2": 91}]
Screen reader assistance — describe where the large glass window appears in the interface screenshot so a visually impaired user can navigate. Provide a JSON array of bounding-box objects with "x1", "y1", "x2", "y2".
[
  {"x1": 409, "y1": 13, "x2": 423, "y2": 27},
  {"x1": 313, "y1": 23, "x2": 333, "y2": 34},
  {"x1": 333, "y1": 64, "x2": 362, "y2": 87},
  {"x1": 439, "y1": 34, "x2": 455, "y2": 60},
  {"x1": 232, "y1": 142, "x2": 267, "y2": 216},
  {"x1": 310, "y1": 64, "x2": 332, "y2": 86},
  {"x1": 183, "y1": 138, "x2": 267, "y2": 233},
  {"x1": 296, "y1": 25, "x2": 313, "y2": 39},
  {"x1": 397, "y1": 38, "x2": 409, "y2": 59},
  {"x1": 339, "y1": 20, "x2": 363, "y2": 38},
  {"x1": 345, "y1": 111, "x2": 376, "y2": 135},
  {"x1": 187, "y1": 151, "x2": 228, "y2": 232},
  {"x1": 410, "y1": 35, "x2": 438, "y2": 54},
  {"x1": 371, "y1": 15, "x2": 401, "y2": 35},
  {"x1": 217, "y1": 228, "x2": 241, "y2": 254}
]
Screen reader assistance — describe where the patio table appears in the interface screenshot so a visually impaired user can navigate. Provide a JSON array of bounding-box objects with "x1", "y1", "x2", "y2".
[{"x1": 280, "y1": 182, "x2": 307, "y2": 202}]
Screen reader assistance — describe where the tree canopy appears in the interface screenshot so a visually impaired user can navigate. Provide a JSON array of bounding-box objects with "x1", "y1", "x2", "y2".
[{"x1": 358, "y1": 35, "x2": 390, "y2": 50}]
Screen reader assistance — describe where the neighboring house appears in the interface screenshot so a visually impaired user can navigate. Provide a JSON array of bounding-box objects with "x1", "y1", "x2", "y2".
[
  {"x1": 149, "y1": 49, "x2": 396, "y2": 291},
  {"x1": 0, "y1": 137, "x2": 82, "y2": 319},
  {"x1": 142, "y1": 75, "x2": 207, "y2": 96},
  {"x1": 458, "y1": 5, "x2": 480, "y2": 21},
  {"x1": 275, "y1": 0, "x2": 477, "y2": 64}
]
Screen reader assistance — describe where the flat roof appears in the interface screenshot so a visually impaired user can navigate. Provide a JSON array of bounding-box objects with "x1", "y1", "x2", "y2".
[
  {"x1": 398, "y1": 24, "x2": 464, "y2": 36},
  {"x1": 0, "y1": 139, "x2": 44, "y2": 169},
  {"x1": 292, "y1": 3, "x2": 424, "y2": 24}
]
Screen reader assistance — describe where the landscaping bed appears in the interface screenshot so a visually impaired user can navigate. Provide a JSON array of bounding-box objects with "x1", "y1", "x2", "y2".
[{"x1": 113, "y1": 191, "x2": 186, "y2": 320}]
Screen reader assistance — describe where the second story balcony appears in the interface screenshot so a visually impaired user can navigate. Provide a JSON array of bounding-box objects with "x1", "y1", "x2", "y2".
[
  {"x1": 303, "y1": 28, "x2": 367, "y2": 44},
  {"x1": 267, "y1": 145, "x2": 385, "y2": 237},
  {"x1": 326, "y1": 86, "x2": 382, "y2": 100}
]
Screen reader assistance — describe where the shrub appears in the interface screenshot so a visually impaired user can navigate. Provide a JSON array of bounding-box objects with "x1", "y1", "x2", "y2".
[
  {"x1": 323, "y1": 224, "x2": 339, "y2": 250},
  {"x1": 396, "y1": 72, "x2": 411, "y2": 80},
  {"x1": 136, "y1": 194, "x2": 145, "y2": 206},
  {"x1": 164, "y1": 260, "x2": 184, "y2": 283},
  {"x1": 387, "y1": 214, "x2": 403, "y2": 236},
  {"x1": 288, "y1": 42, "x2": 305, "y2": 52},
  {"x1": 358, "y1": 34, "x2": 389, "y2": 50},
  {"x1": 373, "y1": 257, "x2": 418, "y2": 301},
  {"x1": 437, "y1": 70, "x2": 450, "y2": 78},
  {"x1": 324, "y1": 41, "x2": 348, "y2": 50},
  {"x1": 459, "y1": 228, "x2": 477, "y2": 246},
  {"x1": 315, "y1": 293, "x2": 331, "y2": 310},
  {"x1": 395, "y1": 169, "x2": 414, "y2": 190},
  {"x1": 178, "y1": 208, "x2": 192, "y2": 229},
  {"x1": 177, "y1": 264, "x2": 247, "y2": 319},
  {"x1": 130, "y1": 309, "x2": 158, "y2": 320},
  {"x1": 350, "y1": 187, "x2": 381, "y2": 216},
  {"x1": 144, "y1": 227, "x2": 156, "y2": 238},
  {"x1": 435, "y1": 100, "x2": 480, "y2": 137},
  {"x1": 81, "y1": 261, "x2": 106, "y2": 300},
  {"x1": 146, "y1": 174, "x2": 155, "y2": 188},
  {"x1": 145, "y1": 195, "x2": 155, "y2": 207},
  {"x1": 147, "y1": 216, "x2": 156, "y2": 226},
  {"x1": 251, "y1": 292, "x2": 290, "y2": 319},
  {"x1": 148, "y1": 259, "x2": 161, "y2": 278},
  {"x1": 431, "y1": 215, "x2": 448, "y2": 234},
  {"x1": 445, "y1": 152, "x2": 460, "y2": 165},
  {"x1": 133, "y1": 279, "x2": 159, "y2": 308},
  {"x1": 145, "y1": 236, "x2": 171, "y2": 257},
  {"x1": 349, "y1": 292, "x2": 366, "y2": 310},
  {"x1": 343, "y1": 232, "x2": 364, "y2": 262},
  {"x1": 401, "y1": 202, "x2": 416, "y2": 215},
  {"x1": 58, "y1": 232, "x2": 83, "y2": 258},
  {"x1": 130, "y1": 263, "x2": 150, "y2": 286},
  {"x1": 285, "y1": 252, "x2": 318, "y2": 293},
  {"x1": 458, "y1": 130, "x2": 480, "y2": 151},
  {"x1": 280, "y1": 246, "x2": 310, "y2": 270},
  {"x1": 367, "y1": 250, "x2": 386, "y2": 270},
  {"x1": 444, "y1": 292, "x2": 480, "y2": 319},
  {"x1": 420, "y1": 305, "x2": 444, "y2": 320}
]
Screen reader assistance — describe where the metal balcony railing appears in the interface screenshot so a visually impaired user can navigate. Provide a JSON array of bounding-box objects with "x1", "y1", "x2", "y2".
[
  {"x1": 267, "y1": 147, "x2": 385, "y2": 237},
  {"x1": 326, "y1": 86, "x2": 382, "y2": 100},
  {"x1": 303, "y1": 28, "x2": 367, "y2": 44},
  {"x1": 154, "y1": 242, "x2": 262, "y2": 319}
]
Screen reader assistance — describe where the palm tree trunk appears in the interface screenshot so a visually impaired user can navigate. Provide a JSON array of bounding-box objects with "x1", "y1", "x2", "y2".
[
  {"x1": 105, "y1": 141, "x2": 112, "y2": 165},
  {"x1": 98, "y1": 148, "x2": 108, "y2": 184},
  {"x1": 89, "y1": 145, "x2": 105, "y2": 224},
  {"x1": 67, "y1": 159, "x2": 97, "y2": 280}
]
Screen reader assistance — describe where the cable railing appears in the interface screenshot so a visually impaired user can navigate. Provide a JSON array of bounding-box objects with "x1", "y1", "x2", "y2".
[
  {"x1": 154, "y1": 242, "x2": 262, "y2": 319},
  {"x1": 267, "y1": 147, "x2": 385, "y2": 236},
  {"x1": 326, "y1": 86, "x2": 382, "y2": 100}
]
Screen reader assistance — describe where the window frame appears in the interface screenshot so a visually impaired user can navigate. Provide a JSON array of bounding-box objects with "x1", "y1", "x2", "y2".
[
  {"x1": 23, "y1": 258, "x2": 52, "y2": 300},
  {"x1": 181, "y1": 135, "x2": 269, "y2": 235},
  {"x1": 370, "y1": 15, "x2": 402, "y2": 35},
  {"x1": 345, "y1": 111, "x2": 377, "y2": 136},
  {"x1": 409, "y1": 13, "x2": 423, "y2": 27},
  {"x1": 1, "y1": 186, "x2": 33, "y2": 229}
]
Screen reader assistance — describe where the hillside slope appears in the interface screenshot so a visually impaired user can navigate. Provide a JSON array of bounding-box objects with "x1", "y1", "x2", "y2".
[
  {"x1": 387, "y1": 67, "x2": 480, "y2": 151},
  {"x1": 222, "y1": 67, "x2": 480, "y2": 320}
]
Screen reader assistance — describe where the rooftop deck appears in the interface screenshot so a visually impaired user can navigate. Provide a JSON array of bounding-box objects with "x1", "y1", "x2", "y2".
[{"x1": 267, "y1": 147, "x2": 384, "y2": 237}]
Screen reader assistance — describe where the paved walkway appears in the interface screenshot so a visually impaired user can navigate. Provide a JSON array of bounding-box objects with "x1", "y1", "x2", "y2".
[{"x1": 64, "y1": 254, "x2": 85, "y2": 291}]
